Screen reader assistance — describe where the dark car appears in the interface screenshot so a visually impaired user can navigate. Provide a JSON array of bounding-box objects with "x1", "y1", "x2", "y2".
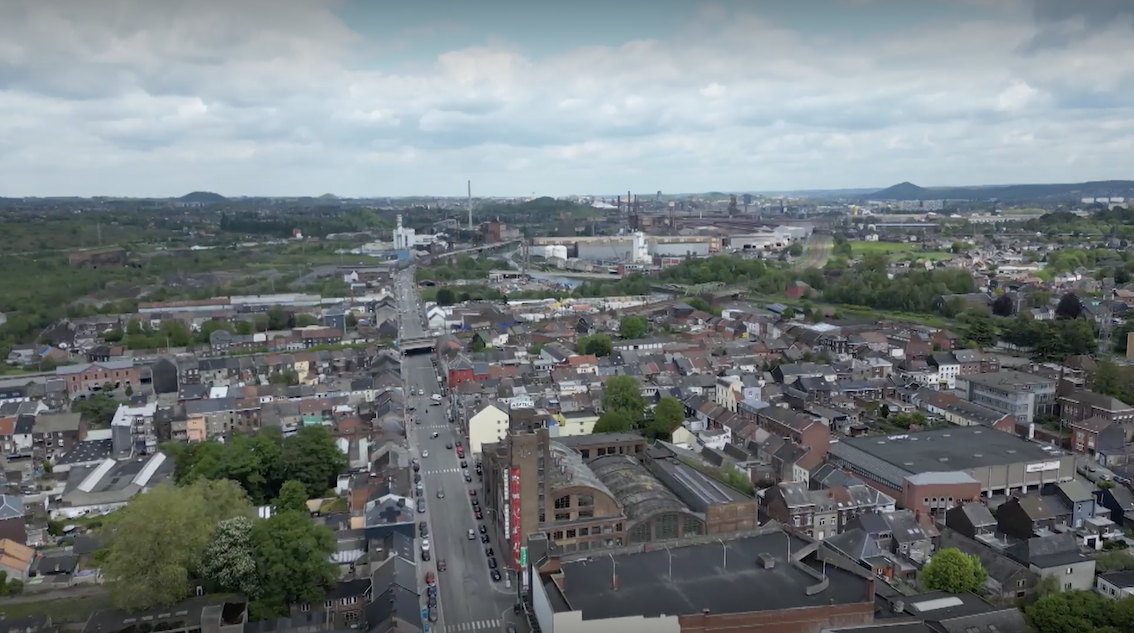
[
  {"x1": 475, "y1": 509, "x2": 483, "y2": 519},
  {"x1": 491, "y1": 569, "x2": 502, "y2": 582},
  {"x1": 481, "y1": 534, "x2": 490, "y2": 543},
  {"x1": 415, "y1": 488, "x2": 423, "y2": 498},
  {"x1": 479, "y1": 525, "x2": 487, "y2": 534},
  {"x1": 456, "y1": 440, "x2": 462, "y2": 447},
  {"x1": 413, "y1": 463, "x2": 421, "y2": 473},
  {"x1": 506, "y1": 625, "x2": 518, "y2": 633},
  {"x1": 460, "y1": 460, "x2": 468, "y2": 468},
  {"x1": 485, "y1": 547, "x2": 494, "y2": 557},
  {"x1": 419, "y1": 521, "x2": 428, "y2": 536},
  {"x1": 445, "y1": 443, "x2": 453, "y2": 449},
  {"x1": 487, "y1": 557, "x2": 497, "y2": 569},
  {"x1": 414, "y1": 473, "x2": 422, "y2": 483},
  {"x1": 438, "y1": 559, "x2": 447, "y2": 571},
  {"x1": 416, "y1": 499, "x2": 426, "y2": 513},
  {"x1": 472, "y1": 498, "x2": 479, "y2": 507},
  {"x1": 428, "y1": 594, "x2": 437, "y2": 608},
  {"x1": 465, "y1": 472, "x2": 472, "y2": 482},
  {"x1": 469, "y1": 489, "x2": 477, "y2": 497},
  {"x1": 422, "y1": 550, "x2": 431, "y2": 562},
  {"x1": 427, "y1": 585, "x2": 437, "y2": 597}
]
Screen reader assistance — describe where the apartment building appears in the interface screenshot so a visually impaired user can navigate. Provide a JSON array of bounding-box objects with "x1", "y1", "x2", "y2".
[{"x1": 955, "y1": 370, "x2": 1057, "y2": 423}]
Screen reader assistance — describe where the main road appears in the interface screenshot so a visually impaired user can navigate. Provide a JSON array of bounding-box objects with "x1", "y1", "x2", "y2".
[{"x1": 395, "y1": 267, "x2": 522, "y2": 633}]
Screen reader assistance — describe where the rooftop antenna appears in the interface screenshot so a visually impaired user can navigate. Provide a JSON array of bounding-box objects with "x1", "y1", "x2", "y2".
[{"x1": 467, "y1": 180, "x2": 473, "y2": 231}]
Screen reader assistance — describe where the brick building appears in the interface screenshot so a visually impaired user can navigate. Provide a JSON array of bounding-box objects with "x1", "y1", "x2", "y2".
[{"x1": 56, "y1": 360, "x2": 140, "y2": 397}]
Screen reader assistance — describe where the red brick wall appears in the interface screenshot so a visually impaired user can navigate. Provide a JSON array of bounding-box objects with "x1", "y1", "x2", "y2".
[
  {"x1": 678, "y1": 601, "x2": 874, "y2": 633},
  {"x1": 902, "y1": 479, "x2": 981, "y2": 517}
]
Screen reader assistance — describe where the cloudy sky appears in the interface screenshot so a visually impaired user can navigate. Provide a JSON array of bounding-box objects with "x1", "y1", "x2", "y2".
[{"x1": 1, "y1": 0, "x2": 1132, "y2": 197}]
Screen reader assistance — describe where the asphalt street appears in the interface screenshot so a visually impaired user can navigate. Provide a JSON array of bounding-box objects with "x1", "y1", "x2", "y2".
[{"x1": 396, "y1": 268, "x2": 522, "y2": 633}]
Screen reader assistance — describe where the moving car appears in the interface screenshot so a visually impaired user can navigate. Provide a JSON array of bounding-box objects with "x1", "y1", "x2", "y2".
[
  {"x1": 465, "y1": 472, "x2": 472, "y2": 482},
  {"x1": 431, "y1": 432, "x2": 440, "y2": 439},
  {"x1": 438, "y1": 559, "x2": 447, "y2": 571},
  {"x1": 436, "y1": 489, "x2": 445, "y2": 499},
  {"x1": 468, "y1": 529, "x2": 476, "y2": 540},
  {"x1": 445, "y1": 443, "x2": 453, "y2": 449},
  {"x1": 422, "y1": 450, "x2": 429, "y2": 458}
]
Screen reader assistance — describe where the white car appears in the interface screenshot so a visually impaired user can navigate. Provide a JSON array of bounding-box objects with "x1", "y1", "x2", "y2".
[
  {"x1": 467, "y1": 529, "x2": 476, "y2": 540},
  {"x1": 422, "y1": 538, "x2": 431, "y2": 551},
  {"x1": 422, "y1": 450, "x2": 429, "y2": 458}
]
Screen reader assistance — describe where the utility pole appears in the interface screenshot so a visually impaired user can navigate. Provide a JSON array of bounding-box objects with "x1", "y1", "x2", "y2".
[{"x1": 467, "y1": 180, "x2": 473, "y2": 232}]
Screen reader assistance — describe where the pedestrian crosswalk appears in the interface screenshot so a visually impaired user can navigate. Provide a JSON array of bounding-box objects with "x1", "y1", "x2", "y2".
[
  {"x1": 425, "y1": 468, "x2": 461, "y2": 475},
  {"x1": 436, "y1": 619, "x2": 502, "y2": 632}
]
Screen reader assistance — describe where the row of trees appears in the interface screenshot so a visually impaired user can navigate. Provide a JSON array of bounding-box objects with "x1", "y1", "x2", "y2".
[
  {"x1": 104, "y1": 309, "x2": 317, "y2": 350},
  {"x1": 99, "y1": 479, "x2": 336, "y2": 617},
  {"x1": 163, "y1": 426, "x2": 347, "y2": 504}
]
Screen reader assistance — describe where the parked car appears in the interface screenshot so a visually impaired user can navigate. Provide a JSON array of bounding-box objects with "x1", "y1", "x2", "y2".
[
  {"x1": 417, "y1": 499, "x2": 426, "y2": 513},
  {"x1": 479, "y1": 525, "x2": 487, "y2": 534},
  {"x1": 491, "y1": 569, "x2": 502, "y2": 582},
  {"x1": 487, "y1": 557, "x2": 497, "y2": 569},
  {"x1": 485, "y1": 547, "x2": 494, "y2": 557}
]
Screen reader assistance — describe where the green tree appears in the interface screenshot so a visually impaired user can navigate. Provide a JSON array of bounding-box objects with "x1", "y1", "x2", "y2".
[
  {"x1": 602, "y1": 376, "x2": 644, "y2": 421},
  {"x1": 788, "y1": 243, "x2": 804, "y2": 256},
  {"x1": 527, "y1": 344, "x2": 544, "y2": 355},
  {"x1": 963, "y1": 314, "x2": 998, "y2": 348},
  {"x1": 920, "y1": 548, "x2": 987, "y2": 594},
  {"x1": 593, "y1": 410, "x2": 633, "y2": 433},
  {"x1": 251, "y1": 511, "x2": 337, "y2": 617},
  {"x1": 436, "y1": 288, "x2": 456, "y2": 306},
  {"x1": 619, "y1": 316, "x2": 648, "y2": 340},
  {"x1": 577, "y1": 334, "x2": 613, "y2": 357},
  {"x1": 282, "y1": 426, "x2": 348, "y2": 499},
  {"x1": 295, "y1": 314, "x2": 320, "y2": 327},
  {"x1": 1024, "y1": 590, "x2": 1115, "y2": 633},
  {"x1": 650, "y1": 396, "x2": 685, "y2": 439},
  {"x1": 200, "y1": 516, "x2": 260, "y2": 598},
  {"x1": 276, "y1": 480, "x2": 310, "y2": 513},
  {"x1": 100, "y1": 480, "x2": 253, "y2": 610}
]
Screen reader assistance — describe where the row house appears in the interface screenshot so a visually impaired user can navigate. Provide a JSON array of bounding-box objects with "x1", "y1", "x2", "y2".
[
  {"x1": 996, "y1": 481, "x2": 1122, "y2": 549},
  {"x1": 32, "y1": 412, "x2": 84, "y2": 461},
  {"x1": 761, "y1": 481, "x2": 895, "y2": 540},
  {"x1": 1069, "y1": 417, "x2": 1125, "y2": 460},
  {"x1": 56, "y1": 360, "x2": 140, "y2": 397},
  {"x1": 1059, "y1": 388, "x2": 1134, "y2": 437}
]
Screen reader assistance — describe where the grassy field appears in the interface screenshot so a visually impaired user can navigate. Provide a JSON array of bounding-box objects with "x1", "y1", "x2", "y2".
[{"x1": 850, "y1": 241, "x2": 953, "y2": 260}]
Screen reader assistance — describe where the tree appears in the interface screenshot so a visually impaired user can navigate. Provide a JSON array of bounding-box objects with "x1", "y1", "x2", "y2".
[
  {"x1": 282, "y1": 426, "x2": 348, "y2": 499},
  {"x1": 527, "y1": 344, "x2": 544, "y2": 355},
  {"x1": 879, "y1": 404, "x2": 891, "y2": 418},
  {"x1": 345, "y1": 313, "x2": 358, "y2": 328},
  {"x1": 963, "y1": 314, "x2": 997, "y2": 348},
  {"x1": 276, "y1": 480, "x2": 309, "y2": 513},
  {"x1": 251, "y1": 511, "x2": 337, "y2": 617},
  {"x1": 577, "y1": 334, "x2": 612, "y2": 357},
  {"x1": 649, "y1": 396, "x2": 685, "y2": 439},
  {"x1": 295, "y1": 314, "x2": 320, "y2": 327},
  {"x1": 593, "y1": 410, "x2": 633, "y2": 433},
  {"x1": 619, "y1": 316, "x2": 648, "y2": 340},
  {"x1": 436, "y1": 288, "x2": 456, "y2": 306},
  {"x1": 788, "y1": 243, "x2": 804, "y2": 257},
  {"x1": 782, "y1": 307, "x2": 796, "y2": 319},
  {"x1": 200, "y1": 516, "x2": 260, "y2": 598},
  {"x1": 1055, "y1": 292, "x2": 1083, "y2": 320},
  {"x1": 920, "y1": 548, "x2": 987, "y2": 594},
  {"x1": 602, "y1": 376, "x2": 645, "y2": 421},
  {"x1": 1024, "y1": 590, "x2": 1114, "y2": 633},
  {"x1": 991, "y1": 293, "x2": 1015, "y2": 317},
  {"x1": 100, "y1": 480, "x2": 252, "y2": 610}
]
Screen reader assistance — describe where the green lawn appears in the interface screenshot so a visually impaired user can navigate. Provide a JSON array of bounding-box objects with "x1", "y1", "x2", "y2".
[{"x1": 850, "y1": 241, "x2": 953, "y2": 260}]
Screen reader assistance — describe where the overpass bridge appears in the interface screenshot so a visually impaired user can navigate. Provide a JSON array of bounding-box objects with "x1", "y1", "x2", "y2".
[
  {"x1": 397, "y1": 335, "x2": 435, "y2": 355},
  {"x1": 433, "y1": 240, "x2": 522, "y2": 261}
]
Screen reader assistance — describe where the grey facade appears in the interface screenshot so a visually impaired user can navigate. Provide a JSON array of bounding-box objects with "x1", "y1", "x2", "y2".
[{"x1": 955, "y1": 371, "x2": 1056, "y2": 423}]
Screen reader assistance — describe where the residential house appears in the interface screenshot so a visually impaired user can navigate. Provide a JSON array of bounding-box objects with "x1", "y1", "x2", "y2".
[
  {"x1": 1069, "y1": 416, "x2": 1126, "y2": 459},
  {"x1": 761, "y1": 481, "x2": 894, "y2": 540},
  {"x1": 0, "y1": 539, "x2": 35, "y2": 581},
  {"x1": 1096, "y1": 485, "x2": 1134, "y2": 530},
  {"x1": 1059, "y1": 388, "x2": 1134, "y2": 436},
  {"x1": 56, "y1": 360, "x2": 140, "y2": 397},
  {"x1": 0, "y1": 495, "x2": 26, "y2": 544},
  {"x1": 944, "y1": 502, "x2": 997, "y2": 539},
  {"x1": 1096, "y1": 571, "x2": 1134, "y2": 600},
  {"x1": 1003, "y1": 533, "x2": 1095, "y2": 591},
  {"x1": 33, "y1": 412, "x2": 84, "y2": 462},
  {"x1": 467, "y1": 403, "x2": 509, "y2": 456},
  {"x1": 937, "y1": 528, "x2": 1038, "y2": 603}
]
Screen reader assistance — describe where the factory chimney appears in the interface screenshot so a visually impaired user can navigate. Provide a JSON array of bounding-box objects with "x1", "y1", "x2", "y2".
[{"x1": 467, "y1": 180, "x2": 473, "y2": 231}]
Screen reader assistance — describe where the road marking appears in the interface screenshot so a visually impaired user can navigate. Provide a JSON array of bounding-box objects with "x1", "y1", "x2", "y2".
[
  {"x1": 444, "y1": 620, "x2": 501, "y2": 632},
  {"x1": 425, "y1": 468, "x2": 460, "y2": 475}
]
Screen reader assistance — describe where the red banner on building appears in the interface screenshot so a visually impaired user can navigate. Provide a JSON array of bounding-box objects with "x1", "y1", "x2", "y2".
[{"x1": 510, "y1": 467, "x2": 522, "y2": 570}]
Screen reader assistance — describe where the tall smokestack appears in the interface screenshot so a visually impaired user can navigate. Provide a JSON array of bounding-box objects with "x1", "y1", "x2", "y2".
[{"x1": 467, "y1": 180, "x2": 473, "y2": 231}]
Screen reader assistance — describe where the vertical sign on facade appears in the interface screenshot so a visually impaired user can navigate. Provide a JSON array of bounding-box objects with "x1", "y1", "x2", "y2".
[{"x1": 510, "y1": 467, "x2": 522, "y2": 571}]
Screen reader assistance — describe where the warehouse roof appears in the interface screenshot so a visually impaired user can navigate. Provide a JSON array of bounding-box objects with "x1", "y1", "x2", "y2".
[
  {"x1": 838, "y1": 427, "x2": 1062, "y2": 474},
  {"x1": 589, "y1": 454, "x2": 688, "y2": 520}
]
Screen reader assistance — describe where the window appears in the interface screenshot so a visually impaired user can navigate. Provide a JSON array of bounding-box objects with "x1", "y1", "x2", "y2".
[
  {"x1": 580, "y1": 527, "x2": 589, "y2": 536},
  {"x1": 566, "y1": 529, "x2": 576, "y2": 538},
  {"x1": 1064, "y1": 583, "x2": 1072, "y2": 590},
  {"x1": 539, "y1": 513, "x2": 545, "y2": 523},
  {"x1": 554, "y1": 496, "x2": 571, "y2": 509},
  {"x1": 818, "y1": 518, "x2": 826, "y2": 526},
  {"x1": 300, "y1": 604, "x2": 310, "y2": 612},
  {"x1": 577, "y1": 495, "x2": 594, "y2": 507},
  {"x1": 655, "y1": 514, "x2": 680, "y2": 540},
  {"x1": 341, "y1": 596, "x2": 357, "y2": 605},
  {"x1": 1018, "y1": 580, "x2": 1026, "y2": 587},
  {"x1": 553, "y1": 531, "x2": 563, "y2": 540},
  {"x1": 580, "y1": 449, "x2": 590, "y2": 459},
  {"x1": 344, "y1": 612, "x2": 359, "y2": 626},
  {"x1": 1066, "y1": 568, "x2": 1073, "y2": 575},
  {"x1": 555, "y1": 512, "x2": 570, "y2": 521},
  {"x1": 628, "y1": 523, "x2": 651, "y2": 544},
  {"x1": 325, "y1": 601, "x2": 333, "y2": 609},
  {"x1": 577, "y1": 509, "x2": 593, "y2": 519},
  {"x1": 683, "y1": 516, "x2": 703, "y2": 536}
]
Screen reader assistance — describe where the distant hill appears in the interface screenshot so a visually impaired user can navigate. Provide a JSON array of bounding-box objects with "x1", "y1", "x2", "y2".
[
  {"x1": 178, "y1": 191, "x2": 227, "y2": 203},
  {"x1": 865, "y1": 180, "x2": 1134, "y2": 202}
]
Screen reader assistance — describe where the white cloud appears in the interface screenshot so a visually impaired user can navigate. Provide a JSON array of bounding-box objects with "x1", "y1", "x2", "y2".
[{"x1": 0, "y1": 0, "x2": 1132, "y2": 196}]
